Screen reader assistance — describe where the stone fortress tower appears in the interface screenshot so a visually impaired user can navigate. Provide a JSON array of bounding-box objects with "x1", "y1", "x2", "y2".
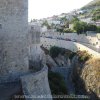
[
  {"x1": 0, "y1": 0, "x2": 29, "y2": 77},
  {"x1": 28, "y1": 22, "x2": 42, "y2": 70},
  {"x1": 0, "y1": 1, "x2": 52, "y2": 99}
]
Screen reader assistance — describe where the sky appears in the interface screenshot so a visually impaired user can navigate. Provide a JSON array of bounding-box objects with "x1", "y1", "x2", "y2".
[{"x1": 28, "y1": 0, "x2": 93, "y2": 21}]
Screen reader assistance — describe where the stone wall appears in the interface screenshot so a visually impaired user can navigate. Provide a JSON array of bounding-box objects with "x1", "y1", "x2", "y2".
[
  {"x1": 21, "y1": 66, "x2": 52, "y2": 100},
  {"x1": 41, "y1": 38, "x2": 100, "y2": 58},
  {"x1": 75, "y1": 42, "x2": 100, "y2": 58},
  {"x1": 28, "y1": 23, "x2": 42, "y2": 69},
  {"x1": 41, "y1": 32, "x2": 100, "y2": 48},
  {"x1": 29, "y1": 23, "x2": 41, "y2": 44},
  {"x1": 51, "y1": 66, "x2": 75, "y2": 94},
  {"x1": 0, "y1": 0, "x2": 29, "y2": 76}
]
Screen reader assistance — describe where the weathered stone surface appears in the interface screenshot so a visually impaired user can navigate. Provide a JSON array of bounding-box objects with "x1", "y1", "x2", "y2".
[
  {"x1": 54, "y1": 54, "x2": 69, "y2": 67},
  {"x1": 81, "y1": 59, "x2": 100, "y2": 98},
  {"x1": 0, "y1": 0, "x2": 29, "y2": 77},
  {"x1": 0, "y1": 81, "x2": 21, "y2": 100},
  {"x1": 28, "y1": 23, "x2": 42, "y2": 70},
  {"x1": 21, "y1": 66, "x2": 52, "y2": 100}
]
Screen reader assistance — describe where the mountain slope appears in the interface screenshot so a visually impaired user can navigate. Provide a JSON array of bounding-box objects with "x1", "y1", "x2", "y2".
[{"x1": 82, "y1": 0, "x2": 100, "y2": 10}]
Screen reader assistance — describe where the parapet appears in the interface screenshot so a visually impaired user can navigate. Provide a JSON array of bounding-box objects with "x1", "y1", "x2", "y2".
[{"x1": 21, "y1": 65, "x2": 52, "y2": 100}]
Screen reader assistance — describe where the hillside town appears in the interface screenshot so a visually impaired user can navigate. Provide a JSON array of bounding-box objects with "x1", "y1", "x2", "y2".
[
  {"x1": 0, "y1": 0, "x2": 100, "y2": 100},
  {"x1": 30, "y1": 5, "x2": 100, "y2": 53}
]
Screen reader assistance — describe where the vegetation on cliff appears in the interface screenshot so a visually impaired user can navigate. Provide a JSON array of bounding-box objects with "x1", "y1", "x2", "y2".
[
  {"x1": 50, "y1": 46, "x2": 62, "y2": 58},
  {"x1": 82, "y1": 0, "x2": 100, "y2": 10},
  {"x1": 77, "y1": 51, "x2": 92, "y2": 62},
  {"x1": 49, "y1": 46, "x2": 75, "y2": 59},
  {"x1": 48, "y1": 71, "x2": 67, "y2": 96}
]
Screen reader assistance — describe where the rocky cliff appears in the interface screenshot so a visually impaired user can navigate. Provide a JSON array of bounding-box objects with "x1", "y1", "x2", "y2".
[
  {"x1": 71, "y1": 57, "x2": 100, "y2": 99},
  {"x1": 81, "y1": 59, "x2": 100, "y2": 99}
]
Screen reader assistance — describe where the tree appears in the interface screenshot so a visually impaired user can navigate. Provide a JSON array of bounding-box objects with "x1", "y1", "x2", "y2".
[
  {"x1": 60, "y1": 16, "x2": 69, "y2": 28},
  {"x1": 96, "y1": 26, "x2": 100, "y2": 33},
  {"x1": 56, "y1": 27, "x2": 63, "y2": 33},
  {"x1": 51, "y1": 23, "x2": 55, "y2": 28},
  {"x1": 87, "y1": 24, "x2": 97, "y2": 31},
  {"x1": 73, "y1": 21, "x2": 88, "y2": 34},
  {"x1": 60, "y1": 16, "x2": 67, "y2": 22},
  {"x1": 71, "y1": 16, "x2": 79, "y2": 23},
  {"x1": 42, "y1": 20, "x2": 51, "y2": 29},
  {"x1": 81, "y1": 22, "x2": 88, "y2": 33},
  {"x1": 92, "y1": 9, "x2": 100, "y2": 21}
]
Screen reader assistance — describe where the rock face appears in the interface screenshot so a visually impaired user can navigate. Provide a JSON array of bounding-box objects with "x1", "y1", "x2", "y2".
[
  {"x1": 72, "y1": 57, "x2": 100, "y2": 99},
  {"x1": 54, "y1": 54, "x2": 68, "y2": 67},
  {"x1": 0, "y1": 0, "x2": 28, "y2": 76},
  {"x1": 81, "y1": 59, "x2": 100, "y2": 99}
]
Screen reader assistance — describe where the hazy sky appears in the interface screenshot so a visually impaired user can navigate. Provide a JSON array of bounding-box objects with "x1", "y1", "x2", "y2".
[{"x1": 28, "y1": 0, "x2": 93, "y2": 20}]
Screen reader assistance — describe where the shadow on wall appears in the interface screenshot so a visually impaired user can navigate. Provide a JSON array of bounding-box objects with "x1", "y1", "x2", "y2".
[
  {"x1": 71, "y1": 56, "x2": 100, "y2": 100},
  {"x1": 29, "y1": 59, "x2": 43, "y2": 72}
]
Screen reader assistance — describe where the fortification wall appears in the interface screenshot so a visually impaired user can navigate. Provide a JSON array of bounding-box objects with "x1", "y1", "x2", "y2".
[
  {"x1": 42, "y1": 32, "x2": 100, "y2": 48},
  {"x1": 74, "y1": 42, "x2": 100, "y2": 58},
  {"x1": 28, "y1": 23, "x2": 42, "y2": 69},
  {"x1": 21, "y1": 66, "x2": 52, "y2": 100},
  {"x1": 0, "y1": 0, "x2": 28, "y2": 76},
  {"x1": 41, "y1": 38, "x2": 100, "y2": 58}
]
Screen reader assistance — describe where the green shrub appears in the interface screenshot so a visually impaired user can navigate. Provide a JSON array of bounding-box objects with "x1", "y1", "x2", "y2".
[
  {"x1": 63, "y1": 28, "x2": 73, "y2": 33},
  {"x1": 73, "y1": 21, "x2": 88, "y2": 34},
  {"x1": 92, "y1": 9, "x2": 100, "y2": 21},
  {"x1": 49, "y1": 46, "x2": 61, "y2": 58},
  {"x1": 48, "y1": 71, "x2": 67, "y2": 95},
  {"x1": 77, "y1": 51, "x2": 92, "y2": 62},
  {"x1": 96, "y1": 26, "x2": 100, "y2": 33},
  {"x1": 69, "y1": 52, "x2": 77, "y2": 60}
]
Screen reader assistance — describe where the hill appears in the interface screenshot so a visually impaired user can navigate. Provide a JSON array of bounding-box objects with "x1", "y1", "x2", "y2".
[{"x1": 82, "y1": 0, "x2": 100, "y2": 10}]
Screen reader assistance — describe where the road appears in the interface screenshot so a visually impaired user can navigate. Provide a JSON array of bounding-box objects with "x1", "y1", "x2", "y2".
[{"x1": 41, "y1": 36, "x2": 100, "y2": 53}]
